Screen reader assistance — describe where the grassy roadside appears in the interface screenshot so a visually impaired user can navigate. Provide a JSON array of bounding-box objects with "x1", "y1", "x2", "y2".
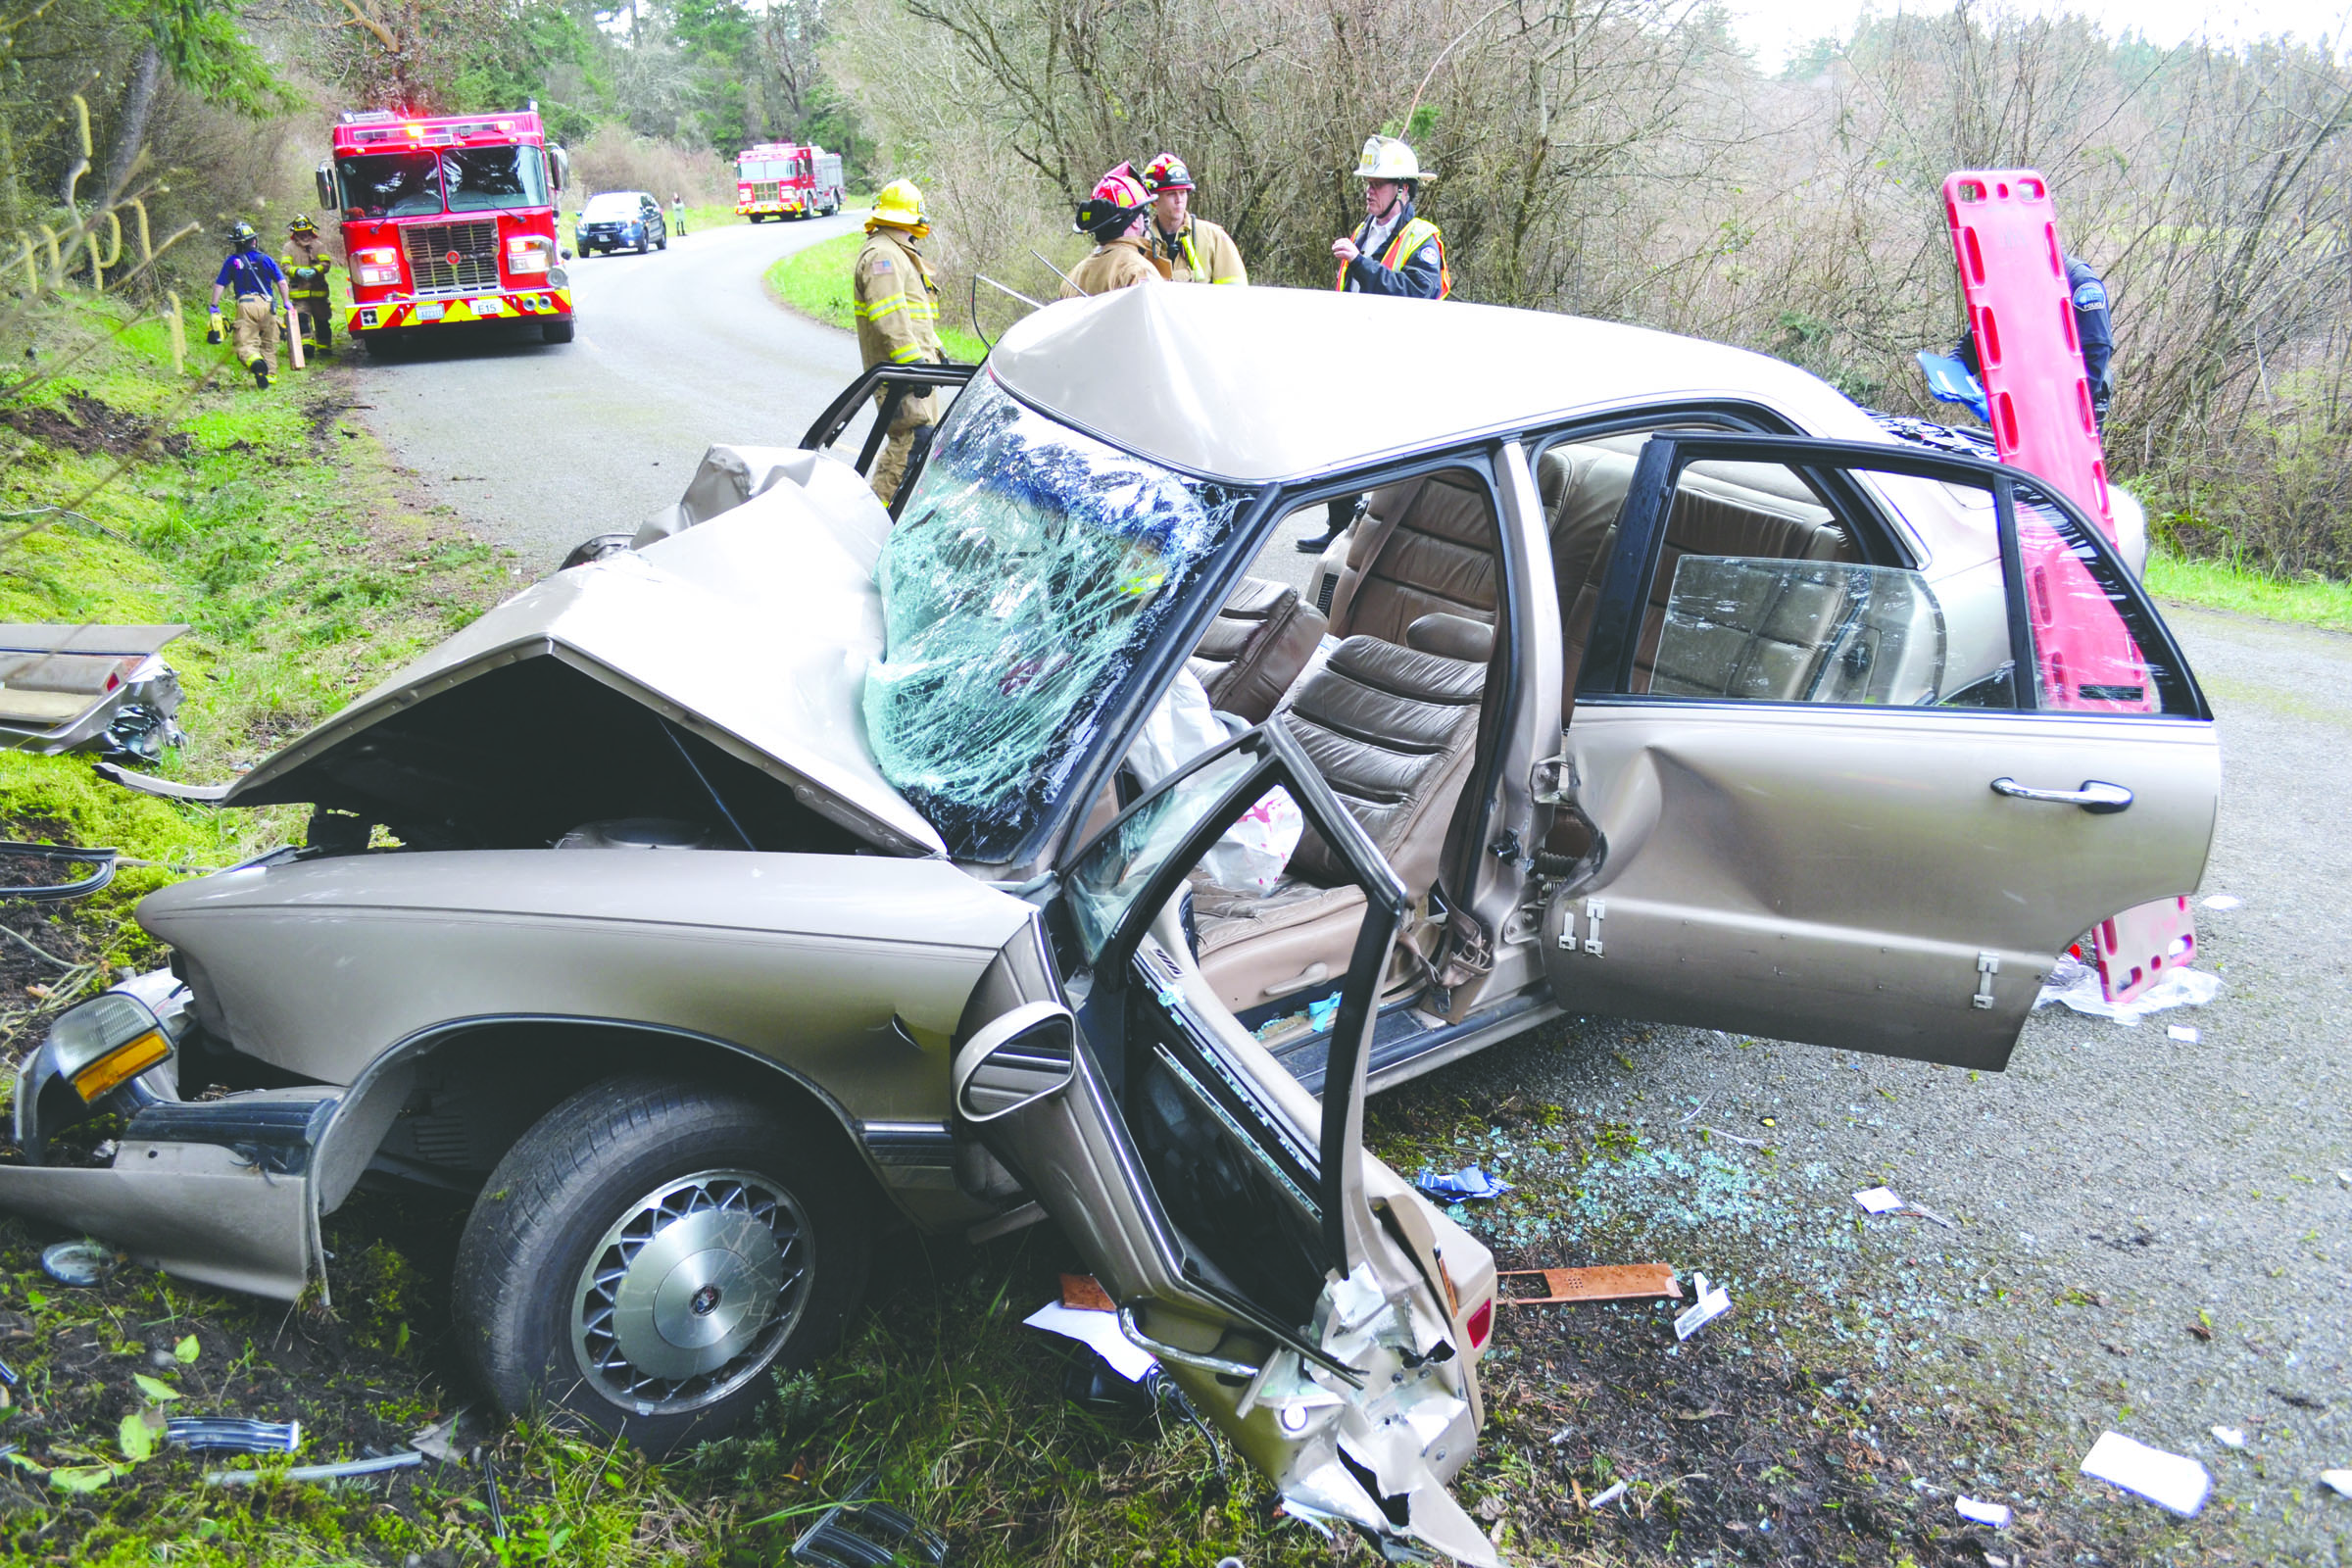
[
  {"x1": 763, "y1": 228, "x2": 992, "y2": 363},
  {"x1": 0, "y1": 295, "x2": 517, "y2": 1015},
  {"x1": 2143, "y1": 549, "x2": 2352, "y2": 634},
  {"x1": 0, "y1": 291, "x2": 1310, "y2": 1568}
]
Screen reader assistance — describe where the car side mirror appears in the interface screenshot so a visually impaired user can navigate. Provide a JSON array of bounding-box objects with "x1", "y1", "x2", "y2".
[{"x1": 953, "y1": 1001, "x2": 1077, "y2": 1124}]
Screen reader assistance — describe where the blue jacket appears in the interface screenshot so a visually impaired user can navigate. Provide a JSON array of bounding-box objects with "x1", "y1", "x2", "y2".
[
  {"x1": 1340, "y1": 202, "x2": 1447, "y2": 300},
  {"x1": 216, "y1": 250, "x2": 285, "y2": 301},
  {"x1": 1956, "y1": 253, "x2": 2112, "y2": 402},
  {"x1": 2064, "y1": 256, "x2": 2113, "y2": 400}
]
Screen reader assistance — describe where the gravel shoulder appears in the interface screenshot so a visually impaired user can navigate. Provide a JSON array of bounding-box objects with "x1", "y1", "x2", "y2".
[{"x1": 1380, "y1": 602, "x2": 2349, "y2": 1563}]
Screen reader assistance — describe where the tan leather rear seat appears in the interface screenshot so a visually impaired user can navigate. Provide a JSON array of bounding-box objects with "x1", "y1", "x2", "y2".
[
  {"x1": 1195, "y1": 613, "x2": 1492, "y2": 1011},
  {"x1": 1186, "y1": 576, "x2": 1326, "y2": 724},
  {"x1": 1542, "y1": 443, "x2": 1855, "y2": 701}
]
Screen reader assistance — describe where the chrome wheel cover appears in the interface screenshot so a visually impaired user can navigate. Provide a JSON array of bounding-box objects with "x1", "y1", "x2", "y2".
[{"x1": 570, "y1": 1168, "x2": 810, "y2": 1414}]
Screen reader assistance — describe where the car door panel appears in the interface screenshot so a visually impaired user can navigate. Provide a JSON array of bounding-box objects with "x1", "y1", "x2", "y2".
[
  {"x1": 1545, "y1": 433, "x2": 2220, "y2": 1069},
  {"x1": 1548, "y1": 702, "x2": 2220, "y2": 1066},
  {"x1": 950, "y1": 728, "x2": 1498, "y2": 1565}
]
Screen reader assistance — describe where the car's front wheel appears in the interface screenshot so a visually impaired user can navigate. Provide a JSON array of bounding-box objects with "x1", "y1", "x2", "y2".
[{"x1": 452, "y1": 1074, "x2": 869, "y2": 1454}]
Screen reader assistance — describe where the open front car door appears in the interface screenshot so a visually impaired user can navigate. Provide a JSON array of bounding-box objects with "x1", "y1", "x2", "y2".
[{"x1": 954, "y1": 727, "x2": 1501, "y2": 1565}]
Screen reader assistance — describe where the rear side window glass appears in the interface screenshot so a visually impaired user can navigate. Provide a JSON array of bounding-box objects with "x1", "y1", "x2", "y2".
[{"x1": 2012, "y1": 486, "x2": 2193, "y2": 715}]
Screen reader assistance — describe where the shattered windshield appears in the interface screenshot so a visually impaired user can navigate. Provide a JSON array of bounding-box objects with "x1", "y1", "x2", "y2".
[{"x1": 865, "y1": 377, "x2": 1254, "y2": 861}]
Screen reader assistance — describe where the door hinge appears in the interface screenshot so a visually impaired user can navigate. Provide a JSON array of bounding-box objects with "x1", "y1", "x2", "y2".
[
  {"x1": 1530, "y1": 752, "x2": 1576, "y2": 806},
  {"x1": 1973, "y1": 951, "x2": 1999, "y2": 1009},
  {"x1": 1560, "y1": 898, "x2": 1606, "y2": 956}
]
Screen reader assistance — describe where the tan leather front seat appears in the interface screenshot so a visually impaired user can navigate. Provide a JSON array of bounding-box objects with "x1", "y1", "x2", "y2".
[
  {"x1": 1186, "y1": 576, "x2": 1327, "y2": 724},
  {"x1": 1194, "y1": 613, "x2": 1492, "y2": 1013},
  {"x1": 1327, "y1": 472, "x2": 1499, "y2": 645}
]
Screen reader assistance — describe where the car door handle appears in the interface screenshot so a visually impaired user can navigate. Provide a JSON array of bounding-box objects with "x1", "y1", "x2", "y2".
[{"x1": 1989, "y1": 777, "x2": 2133, "y2": 814}]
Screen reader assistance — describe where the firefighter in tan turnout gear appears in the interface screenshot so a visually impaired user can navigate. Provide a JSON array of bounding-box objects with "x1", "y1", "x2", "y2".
[
  {"x1": 1140, "y1": 153, "x2": 1246, "y2": 285},
  {"x1": 853, "y1": 179, "x2": 945, "y2": 505},
  {"x1": 1063, "y1": 164, "x2": 1161, "y2": 297},
  {"x1": 282, "y1": 216, "x2": 335, "y2": 360}
]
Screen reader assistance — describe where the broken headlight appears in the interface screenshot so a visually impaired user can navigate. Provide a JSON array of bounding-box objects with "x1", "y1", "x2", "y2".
[{"x1": 14, "y1": 981, "x2": 184, "y2": 1163}]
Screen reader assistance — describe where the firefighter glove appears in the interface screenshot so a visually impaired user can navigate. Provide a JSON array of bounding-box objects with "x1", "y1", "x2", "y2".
[{"x1": 206, "y1": 310, "x2": 222, "y2": 345}]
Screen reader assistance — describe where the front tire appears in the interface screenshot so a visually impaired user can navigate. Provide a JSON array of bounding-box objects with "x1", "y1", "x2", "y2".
[{"x1": 452, "y1": 1074, "x2": 870, "y2": 1455}]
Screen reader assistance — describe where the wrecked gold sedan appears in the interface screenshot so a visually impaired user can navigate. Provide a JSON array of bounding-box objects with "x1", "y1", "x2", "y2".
[{"x1": 2, "y1": 285, "x2": 2218, "y2": 1562}]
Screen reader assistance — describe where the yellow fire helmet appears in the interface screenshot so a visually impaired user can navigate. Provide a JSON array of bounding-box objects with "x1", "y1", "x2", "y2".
[
  {"x1": 1353, "y1": 135, "x2": 1433, "y2": 183},
  {"x1": 867, "y1": 179, "x2": 929, "y2": 237}
]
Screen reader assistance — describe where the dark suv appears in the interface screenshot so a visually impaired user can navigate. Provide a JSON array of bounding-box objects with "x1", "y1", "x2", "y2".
[{"x1": 573, "y1": 190, "x2": 666, "y2": 256}]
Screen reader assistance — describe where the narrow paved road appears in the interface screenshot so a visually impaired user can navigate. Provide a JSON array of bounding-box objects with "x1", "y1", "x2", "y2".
[{"x1": 353, "y1": 213, "x2": 865, "y2": 567}]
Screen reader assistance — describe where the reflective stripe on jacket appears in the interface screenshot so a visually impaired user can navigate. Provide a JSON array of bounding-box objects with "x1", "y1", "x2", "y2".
[
  {"x1": 1337, "y1": 208, "x2": 1448, "y2": 300},
  {"x1": 855, "y1": 226, "x2": 944, "y2": 369},
  {"x1": 1148, "y1": 218, "x2": 1247, "y2": 284}
]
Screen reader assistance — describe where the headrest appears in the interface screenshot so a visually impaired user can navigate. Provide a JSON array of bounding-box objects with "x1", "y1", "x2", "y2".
[{"x1": 1404, "y1": 612, "x2": 1494, "y2": 663}]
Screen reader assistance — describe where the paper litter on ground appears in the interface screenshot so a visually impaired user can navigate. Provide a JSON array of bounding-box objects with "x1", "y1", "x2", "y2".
[
  {"x1": 1672, "y1": 1273, "x2": 1732, "y2": 1341},
  {"x1": 1415, "y1": 1165, "x2": 1512, "y2": 1200},
  {"x1": 2320, "y1": 1469, "x2": 2352, "y2": 1498},
  {"x1": 2210, "y1": 1426, "x2": 2245, "y2": 1448},
  {"x1": 1853, "y1": 1186, "x2": 1905, "y2": 1214},
  {"x1": 2079, "y1": 1431, "x2": 2211, "y2": 1517},
  {"x1": 2036, "y1": 959, "x2": 2221, "y2": 1025},
  {"x1": 2200, "y1": 894, "x2": 2241, "y2": 910},
  {"x1": 1955, "y1": 1495, "x2": 2012, "y2": 1528},
  {"x1": 2168, "y1": 1024, "x2": 2199, "y2": 1043},
  {"x1": 1023, "y1": 1301, "x2": 1157, "y2": 1383}
]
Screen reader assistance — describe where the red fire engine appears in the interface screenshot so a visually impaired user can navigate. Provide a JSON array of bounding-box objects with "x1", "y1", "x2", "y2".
[
  {"x1": 316, "y1": 108, "x2": 575, "y2": 353},
  {"x1": 735, "y1": 143, "x2": 846, "y2": 222}
]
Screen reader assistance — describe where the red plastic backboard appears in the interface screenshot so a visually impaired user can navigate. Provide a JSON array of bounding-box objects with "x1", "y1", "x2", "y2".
[
  {"x1": 1944, "y1": 171, "x2": 2187, "y2": 1005},
  {"x1": 1941, "y1": 171, "x2": 2111, "y2": 536}
]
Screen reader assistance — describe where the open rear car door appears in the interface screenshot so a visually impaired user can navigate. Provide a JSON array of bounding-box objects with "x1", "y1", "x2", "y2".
[
  {"x1": 954, "y1": 727, "x2": 1499, "y2": 1564},
  {"x1": 1544, "y1": 433, "x2": 2220, "y2": 1069}
]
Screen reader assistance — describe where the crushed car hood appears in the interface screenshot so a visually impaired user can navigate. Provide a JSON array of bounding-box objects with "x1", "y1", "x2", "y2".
[{"x1": 224, "y1": 478, "x2": 947, "y2": 858}]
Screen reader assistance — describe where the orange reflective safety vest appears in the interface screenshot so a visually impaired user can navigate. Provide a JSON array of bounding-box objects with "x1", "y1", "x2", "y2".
[{"x1": 1335, "y1": 215, "x2": 1449, "y2": 300}]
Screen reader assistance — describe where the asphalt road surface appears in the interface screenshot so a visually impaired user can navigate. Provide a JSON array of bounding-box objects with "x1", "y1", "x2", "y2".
[
  {"x1": 1407, "y1": 598, "x2": 2351, "y2": 1561},
  {"x1": 356, "y1": 243, "x2": 2347, "y2": 1557},
  {"x1": 355, "y1": 212, "x2": 866, "y2": 568}
]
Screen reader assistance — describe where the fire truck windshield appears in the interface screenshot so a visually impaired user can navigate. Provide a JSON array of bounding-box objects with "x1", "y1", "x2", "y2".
[
  {"x1": 336, "y1": 146, "x2": 549, "y2": 219},
  {"x1": 338, "y1": 151, "x2": 443, "y2": 218},
  {"x1": 445, "y1": 145, "x2": 548, "y2": 211}
]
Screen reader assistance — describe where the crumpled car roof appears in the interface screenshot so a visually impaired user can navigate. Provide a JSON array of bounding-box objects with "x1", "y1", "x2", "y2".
[{"x1": 987, "y1": 283, "x2": 1895, "y2": 484}]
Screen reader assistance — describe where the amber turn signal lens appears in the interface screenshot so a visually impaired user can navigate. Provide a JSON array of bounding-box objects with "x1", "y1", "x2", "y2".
[{"x1": 68, "y1": 1030, "x2": 170, "y2": 1102}]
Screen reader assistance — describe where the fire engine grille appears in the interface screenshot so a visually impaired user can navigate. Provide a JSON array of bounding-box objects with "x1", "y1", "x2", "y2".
[
  {"x1": 403, "y1": 220, "x2": 500, "y2": 296},
  {"x1": 750, "y1": 180, "x2": 780, "y2": 203}
]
